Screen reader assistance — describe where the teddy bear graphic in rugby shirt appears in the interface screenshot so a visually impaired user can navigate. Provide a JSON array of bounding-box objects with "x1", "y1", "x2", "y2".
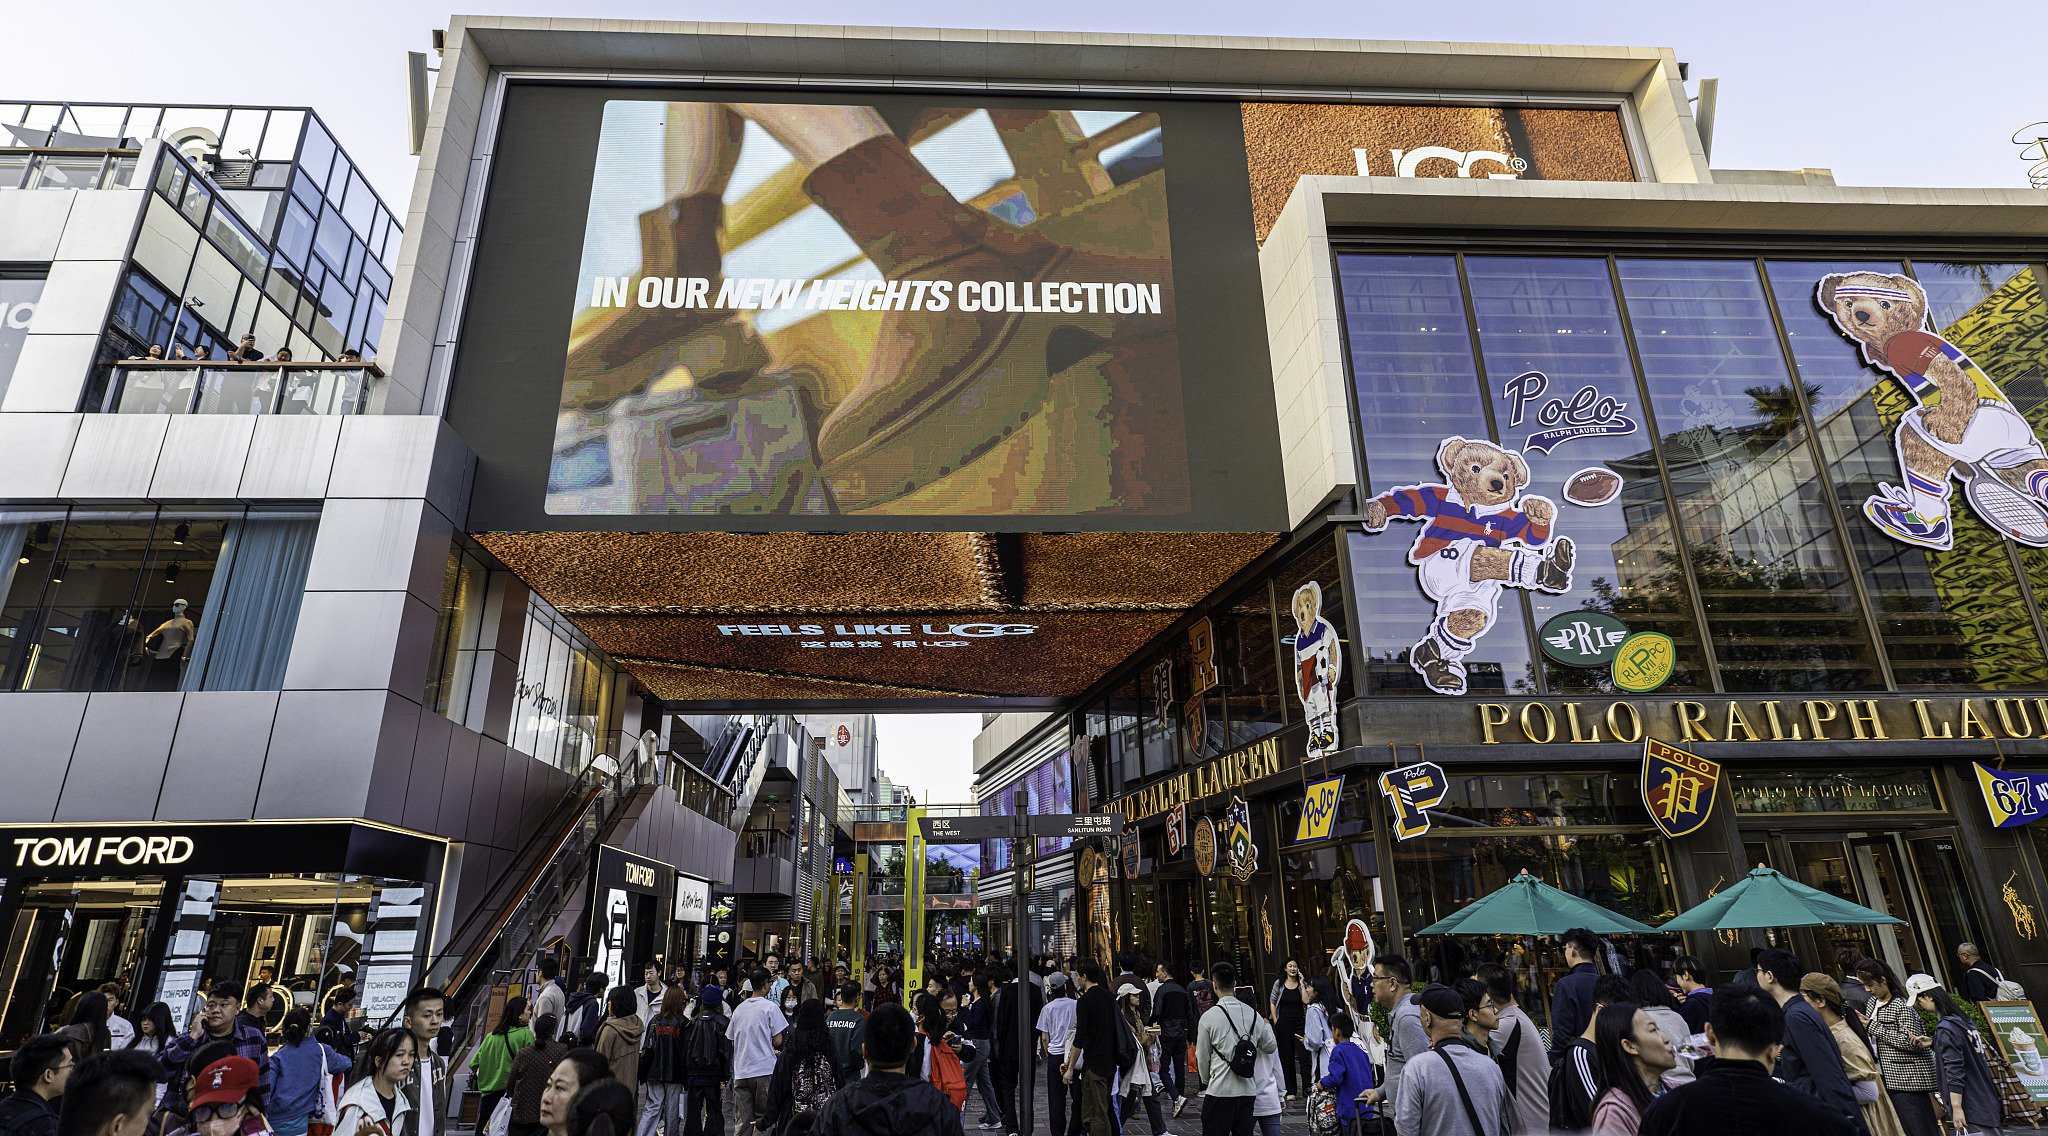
[{"x1": 1362, "y1": 436, "x2": 1575, "y2": 696}]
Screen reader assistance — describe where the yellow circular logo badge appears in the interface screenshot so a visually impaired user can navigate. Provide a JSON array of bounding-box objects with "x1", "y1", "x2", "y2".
[
  {"x1": 1612, "y1": 632, "x2": 1676, "y2": 692},
  {"x1": 1192, "y1": 817, "x2": 1218, "y2": 878}
]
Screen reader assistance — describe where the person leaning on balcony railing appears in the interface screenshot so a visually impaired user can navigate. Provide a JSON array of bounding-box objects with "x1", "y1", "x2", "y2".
[
  {"x1": 228, "y1": 334, "x2": 263, "y2": 362},
  {"x1": 125, "y1": 345, "x2": 166, "y2": 361},
  {"x1": 266, "y1": 348, "x2": 294, "y2": 363}
]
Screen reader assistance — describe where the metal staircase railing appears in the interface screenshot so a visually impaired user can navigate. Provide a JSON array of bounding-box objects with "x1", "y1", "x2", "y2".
[
  {"x1": 434, "y1": 718, "x2": 778, "y2": 1067},
  {"x1": 414, "y1": 750, "x2": 659, "y2": 1047}
]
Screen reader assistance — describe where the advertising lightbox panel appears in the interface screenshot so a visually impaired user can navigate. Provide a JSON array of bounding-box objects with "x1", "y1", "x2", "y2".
[{"x1": 451, "y1": 86, "x2": 1285, "y2": 533}]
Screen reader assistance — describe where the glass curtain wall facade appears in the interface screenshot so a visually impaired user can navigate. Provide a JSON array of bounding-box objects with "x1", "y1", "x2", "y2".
[
  {"x1": 1341, "y1": 253, "x2": 2048, "y2": 694},
  {"x1": 509, "y1": 595, "x2": 618, "y2": 771},
  {"x1": 0, "y1": 102, "x2": 403, "y2": 410}
]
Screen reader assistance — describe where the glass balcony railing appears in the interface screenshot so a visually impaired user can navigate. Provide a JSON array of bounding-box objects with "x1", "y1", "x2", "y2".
[
  {"x1": 867, "y1": 876, "x2": 975, "y2": 895},
  {"x1": 740, "y1": 829, "x2": 793, "y2": 859},
  {"x1": 104, "y1": 361, "x2": 377, "y2": 415}
]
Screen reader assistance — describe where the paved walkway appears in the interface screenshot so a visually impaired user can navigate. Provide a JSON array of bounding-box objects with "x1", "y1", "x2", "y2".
[{"x1": 468, "y1": 1080, "x2": 1326, "y2": 1136}]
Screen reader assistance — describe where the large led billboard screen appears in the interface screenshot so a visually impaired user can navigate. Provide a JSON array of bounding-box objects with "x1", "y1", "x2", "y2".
[{"x1": 451, "y1": 86, "x2": 1283, "y2": 533}]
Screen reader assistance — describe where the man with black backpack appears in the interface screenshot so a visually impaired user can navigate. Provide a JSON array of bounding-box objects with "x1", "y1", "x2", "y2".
[{"x1": 1194, "y1": 962, "x2": 1276, "y2": 1136}]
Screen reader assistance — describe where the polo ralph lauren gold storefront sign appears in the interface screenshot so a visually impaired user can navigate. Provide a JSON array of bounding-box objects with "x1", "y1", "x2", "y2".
[
  {"x1": 1475, "y1": 696, "x2": 2048, "y2": 745},
  {"x1": 1111, "y1": 734, "x2": 1293, "y2": 824}
]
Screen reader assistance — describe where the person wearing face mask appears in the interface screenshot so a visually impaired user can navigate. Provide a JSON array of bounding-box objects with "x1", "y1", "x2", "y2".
[
  {"x1": 182, "y1": 1059, "x2": 273, "y2": 1136},
  {"x1": 335, "y1": 1031, "x2": 416, "y2": 1136},
  {"x1": 780, "y1": 986, "x2": 802, "y2": 1025}
]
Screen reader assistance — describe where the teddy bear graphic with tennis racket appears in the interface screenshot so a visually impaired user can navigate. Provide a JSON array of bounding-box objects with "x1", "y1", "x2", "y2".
[{"x1": 1818, "y1": 271, "x2": 2048, "y2": 550}]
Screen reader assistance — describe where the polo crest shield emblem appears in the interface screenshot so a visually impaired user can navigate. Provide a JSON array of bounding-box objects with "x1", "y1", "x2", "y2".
[{"x1": 1643, "y1": 737, "x2": 1720, "y2": 838}]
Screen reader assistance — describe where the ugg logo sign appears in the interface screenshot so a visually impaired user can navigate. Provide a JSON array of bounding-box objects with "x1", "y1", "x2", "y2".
[
  {"x1": 13, "y1": 834, "x2": 195, "y2": 867},
  {"x1": 1358, "y1": 147, "x2": 1528, "y2": 179}
]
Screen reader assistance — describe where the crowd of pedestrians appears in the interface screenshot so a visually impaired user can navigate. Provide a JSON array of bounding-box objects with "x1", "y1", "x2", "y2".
[{"x1": 4, "y1": 937, "x2": 2034, "y2": 1136}]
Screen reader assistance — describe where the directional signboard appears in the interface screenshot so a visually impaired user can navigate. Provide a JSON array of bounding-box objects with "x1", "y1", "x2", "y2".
[
  {"x1": 1028, "y1": 813, "x2": 1124, "y2": 838},
  {"x1": 917, "y1": 815, "x2": 1019, "y2": 841}
]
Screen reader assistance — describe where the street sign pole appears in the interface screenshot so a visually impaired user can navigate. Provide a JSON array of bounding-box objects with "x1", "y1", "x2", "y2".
[
  {"x1": 1013, "y1": 788, "x2": 1032, "y2": 1136},
  {"x1": 851, "y1": 851, "x2": 867, "y2": 989},
  {"x1": 906, "y1": 805, "x2": 926, "y2": 1007}
]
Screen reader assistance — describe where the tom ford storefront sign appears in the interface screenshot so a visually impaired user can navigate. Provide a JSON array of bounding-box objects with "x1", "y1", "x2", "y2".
[
  {"x1": 1466, "y1": 696, "x2": 2048, "y2": 746},
  {"x1": 0, "y1": 821, "x2": 441, "y2": 880}
]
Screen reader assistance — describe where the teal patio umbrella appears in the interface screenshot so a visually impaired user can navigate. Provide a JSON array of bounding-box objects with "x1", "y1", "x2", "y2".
[
  {"x1": 1659, "y1": 865, "x2": 1905, "y2": 931},
  {"x1": 1416, "y1": 870, "x2": 1659, "y2": 935}
]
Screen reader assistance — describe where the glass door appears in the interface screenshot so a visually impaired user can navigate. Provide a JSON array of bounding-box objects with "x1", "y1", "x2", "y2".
[
  {"x1": 0, "y1": 895, "x2": 72, "y2": 1052},
  {"x1": 0, "y1": 880, "x2": 167, "y2": 1054},
  {"x1": 1907, "y1": 833, "x2": 1985, "y2": 989},
  {"x1": 1850, "y1": 838, "x2": 1934, "y2": 981},
  {"x1": 1789, "y1": 840, "x2": 1874, "y2": 971}
]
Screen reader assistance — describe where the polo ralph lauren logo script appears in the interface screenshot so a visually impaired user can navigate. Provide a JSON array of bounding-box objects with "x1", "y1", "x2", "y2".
[{"x1": 1502, "y1": 370, "x2": 1638, "y2": 454}]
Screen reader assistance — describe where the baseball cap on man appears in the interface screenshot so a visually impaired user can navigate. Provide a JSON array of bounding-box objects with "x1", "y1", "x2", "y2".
[
  {"x1": 1046, "y1": 972, "x2": 1069, "y2": 990},
  {"x1": 1416, "y1": 983, "x2": 1467, "y2": 1020},
  {"x1": 192, "y1": 1056, "x2": 260, "y2": 1109}
]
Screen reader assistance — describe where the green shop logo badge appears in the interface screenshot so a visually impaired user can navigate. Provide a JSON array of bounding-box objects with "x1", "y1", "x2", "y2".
[
  {"x1": 1612, "y1": 632, "x2": 1677, "y2": 693},
  {"x1": 1539, "y1": 610, "x2": 1630, "y2": 667}
]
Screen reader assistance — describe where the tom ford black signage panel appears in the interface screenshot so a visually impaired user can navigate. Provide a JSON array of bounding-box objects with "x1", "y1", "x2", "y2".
[
  {"x1": 449, "y1": 84, "x2": 1283, "y2": 533},
  {"x1": 0, "y1": 823, "x2": 439, "y2": 879}
]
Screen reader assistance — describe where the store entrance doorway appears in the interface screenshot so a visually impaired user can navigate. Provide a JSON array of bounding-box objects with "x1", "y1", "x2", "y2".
[
  {"x1": 1756, "y1": 831, "x2": 1979, "y2": 988},
  {"x1": 0, "y1": 880, "x2": 161, "y2": 1052}
]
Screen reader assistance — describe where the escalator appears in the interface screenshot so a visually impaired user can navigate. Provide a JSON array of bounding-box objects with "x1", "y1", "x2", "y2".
[{"x1": 422, "y1": 715, "x2": 776, "y2": 1078}]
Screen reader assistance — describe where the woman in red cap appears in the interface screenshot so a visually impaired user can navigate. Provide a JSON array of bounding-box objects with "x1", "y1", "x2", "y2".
[{"x1": 189, "y1": 1057, "x2": 273, "y2": 1136}]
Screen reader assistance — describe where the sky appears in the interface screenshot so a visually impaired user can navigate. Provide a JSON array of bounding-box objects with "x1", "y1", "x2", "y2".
[
  {"x1": 874, "y1": 714, "x2": 983, "y2": 805},
  {"x1": 9, "y1": 0, "x2": 2043, "y2": 217}
]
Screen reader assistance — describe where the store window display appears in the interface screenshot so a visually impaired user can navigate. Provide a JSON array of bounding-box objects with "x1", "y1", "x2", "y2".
[
  {"x1": 1338, "y1": 251, "x2": 2048, "y2": 697},
  {"x1": 0, "y1": 872, "x2": 431, "y2": 1054},
  {"x1": 0, "y1": 505, "x2": 316, "y2": 693}
]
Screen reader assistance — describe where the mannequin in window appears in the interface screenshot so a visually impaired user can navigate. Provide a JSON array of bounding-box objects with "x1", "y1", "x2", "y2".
[{"x1": 142, "y1": 599, "x2": 196, "y2": 691}]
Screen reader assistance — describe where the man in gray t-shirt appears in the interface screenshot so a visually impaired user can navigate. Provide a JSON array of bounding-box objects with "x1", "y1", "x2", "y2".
[{"x1": 1394, "y1": 985, "x2": 1509, "y2": 1136}]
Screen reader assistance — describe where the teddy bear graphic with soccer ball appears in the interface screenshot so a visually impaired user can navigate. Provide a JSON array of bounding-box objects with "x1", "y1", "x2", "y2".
[
  {"x1": 1818, "y1": 271, "x2": 2048, "y2": 549},
  {"x1": 1363, "y1": 436, "x2": 1576, "y2": 695}
]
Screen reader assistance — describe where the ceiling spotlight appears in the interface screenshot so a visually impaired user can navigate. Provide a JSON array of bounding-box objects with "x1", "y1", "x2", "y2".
[
  {"x1": 50, "y1": 560, "x2": 67, "y2": 583},
  {"x1": 164, "y1": 562, "x2": 181, "y2": 583},
  {"x1": 172, "y1": 522, "x2": 189, "y2": 545}
]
